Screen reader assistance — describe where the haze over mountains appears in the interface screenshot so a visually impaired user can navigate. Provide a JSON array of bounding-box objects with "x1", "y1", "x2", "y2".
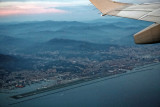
[
  {"x1": 0, "y1": 18, "x2": 152, "y2": 46},
  {"x1": 0, "y1": 18, "x2": 157, "y2": 74},
  {"x1": 1, "y1": 18, "x2": 160, "y2": 93}
]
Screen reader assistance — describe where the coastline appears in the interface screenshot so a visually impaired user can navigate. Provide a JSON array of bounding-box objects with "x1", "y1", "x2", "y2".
[{"x1": 10, "y1": 62, "x2": 160, "y2": 100}]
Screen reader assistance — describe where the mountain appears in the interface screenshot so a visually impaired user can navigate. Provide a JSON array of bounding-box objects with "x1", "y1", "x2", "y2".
[
  {"x1": 0, "y1": 35, "x2": 22, "y2": 53},
  {"x1": 114, "y1": 34, "x2": 135, "y2": 46},
  {"x1": 28, "y1": 38, "x2": 116, "y2": 53},
  {"x1": 0, "y1": 20, "x2": 152, "y2": 45},
  {"x1": 0, "y1": 35, "x2": 34, "y2": 54},
  {"x1": 0, "y1": 35, "x2": 21, "y2": 43},
  {"x1": 0, "y1": 53, "x2": 41, "y2": 72},
  {"x1": 90, "y1": 17, "x2": 153, "y2": 26},
  {"x1": 0, "y1": 54, "x2": 17, "y2": 72},
  {"x1": 0, "y1": 39, "x2": 120, "y2": 73},
  {"x1": 0, "y1": 21, "x2": 87, "y2": 36},
  {"x1": 0, "y1": 20, "x2": 158, "y2": 75},
  {"x1": 0, "y1": 54, "x2": 16, "y2": 62}
]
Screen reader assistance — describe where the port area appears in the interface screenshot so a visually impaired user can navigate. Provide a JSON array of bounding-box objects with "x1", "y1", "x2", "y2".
[
  {"x1": 11, "y1": 74, "x2": 116, "y2": 99},
  {"x1": 10, "y1": 62, "x2": 159, "y2": 100}
]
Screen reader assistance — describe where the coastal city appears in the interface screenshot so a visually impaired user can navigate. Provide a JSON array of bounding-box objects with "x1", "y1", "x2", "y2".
[
  {"x1": 0, "y1": 41, "x2": 160, "y2": 92},
  {"x1": 0, "y1": 0, "x2": 160, "y2": 106}
]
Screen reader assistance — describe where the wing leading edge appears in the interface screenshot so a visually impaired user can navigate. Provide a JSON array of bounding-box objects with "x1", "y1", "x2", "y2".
[{"x1": 89, "y1": 0, "x2": 160, "y2": 44}]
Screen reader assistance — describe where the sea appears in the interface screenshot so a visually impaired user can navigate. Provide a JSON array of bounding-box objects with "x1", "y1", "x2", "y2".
[{"x1": 0, "y1": 63, "x2": 160, "y2": 107}]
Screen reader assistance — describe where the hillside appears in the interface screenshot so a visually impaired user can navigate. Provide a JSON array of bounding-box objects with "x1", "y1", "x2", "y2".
[{"x1": 0, "y1": 20, "x2": 152, "y2": 44}]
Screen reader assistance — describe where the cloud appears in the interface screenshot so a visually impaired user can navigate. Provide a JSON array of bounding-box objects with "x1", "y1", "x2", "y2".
[
  {"x1": 0, "y1": 6, "x2": 66, "y2": 16},
  {"x1": 0, "y1": 0, "x2": 53, "y2": 1},
  {"x1": 0, "y1": 1, "x2": 90, "y2": 16}
]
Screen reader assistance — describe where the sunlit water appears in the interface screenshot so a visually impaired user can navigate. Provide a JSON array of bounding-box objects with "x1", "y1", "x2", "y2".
[{"x1": 0, "y1": 63, "x2": 160, "y2": 107}]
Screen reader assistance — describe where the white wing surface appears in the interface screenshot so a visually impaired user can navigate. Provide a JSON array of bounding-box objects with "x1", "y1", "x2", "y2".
[
  {"x1": 90, "y1": 0, "x2": 160, "y2": 44},
  {"x1": 107, "y1": 3, "x2": 160, "y2": 24}
]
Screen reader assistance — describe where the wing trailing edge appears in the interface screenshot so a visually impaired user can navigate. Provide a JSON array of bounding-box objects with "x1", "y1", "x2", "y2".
[{"x1": 134, "y1": 23, "x2": 160, "y2": 44}]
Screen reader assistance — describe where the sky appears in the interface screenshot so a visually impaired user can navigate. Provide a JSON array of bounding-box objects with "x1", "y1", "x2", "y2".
[{"x1": 0, "y1": 0, "x2": 159, "y2": 22}]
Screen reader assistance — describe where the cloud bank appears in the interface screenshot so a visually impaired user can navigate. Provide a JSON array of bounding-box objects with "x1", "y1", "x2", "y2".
[{"x1": 0, "y1": 1, "x2": 89, "y2": 16}]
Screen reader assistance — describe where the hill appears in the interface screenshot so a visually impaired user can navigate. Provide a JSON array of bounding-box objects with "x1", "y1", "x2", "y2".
[{"x1": 0, "y1": 20, "x2": 152, "y2": 45}]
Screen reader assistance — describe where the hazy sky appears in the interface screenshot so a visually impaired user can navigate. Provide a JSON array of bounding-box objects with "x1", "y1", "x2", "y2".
[{"x1": 0, "y1": 0, "x2": 159, "y2": 22}]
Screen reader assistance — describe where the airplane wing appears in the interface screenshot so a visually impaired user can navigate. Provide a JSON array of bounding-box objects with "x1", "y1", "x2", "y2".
[{"x1": 89, "y1": 0, "x2": 160, "y2": 44}]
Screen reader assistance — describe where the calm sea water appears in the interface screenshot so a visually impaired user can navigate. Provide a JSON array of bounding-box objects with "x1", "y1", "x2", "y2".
[{"x1": 1, "y1": 63, "x2": 160, "y2": 107}]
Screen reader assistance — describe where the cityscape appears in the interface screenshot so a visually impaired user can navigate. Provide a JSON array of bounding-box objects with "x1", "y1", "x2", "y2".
[
  {"x1": 0, "y1": 0, "x2": 160, "y2": 106},
  {"x1": 1, "y1": 38, "x2": 160, "y2": 92}
]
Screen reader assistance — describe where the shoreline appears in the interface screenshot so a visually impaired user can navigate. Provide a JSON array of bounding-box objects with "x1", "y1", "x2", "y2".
[{"x1": 10, "y1": 62, "x2": 160, "y2": 101}]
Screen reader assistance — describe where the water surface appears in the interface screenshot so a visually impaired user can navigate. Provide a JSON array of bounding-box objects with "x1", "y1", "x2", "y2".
[{"x1": 1, "y1": 63, "x2": 160, "y2": 107}]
